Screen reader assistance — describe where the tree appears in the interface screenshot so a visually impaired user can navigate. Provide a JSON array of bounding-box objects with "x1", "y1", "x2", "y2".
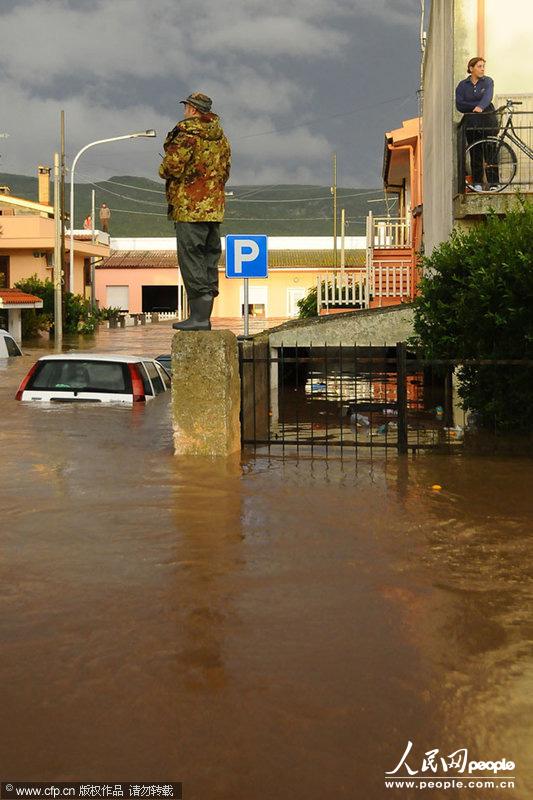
[
  {"x1": 297, "y1": 285, "x2": 318, "y2": 318},
  {"x1": 15, "y1": 274, "x2": 102, "y2": 337},
  {"x1": 412, "y1": 202, "x2": 533, "y2": 431}
]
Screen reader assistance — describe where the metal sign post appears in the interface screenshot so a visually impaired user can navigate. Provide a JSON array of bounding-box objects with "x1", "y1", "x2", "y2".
[{"x1": 243, "y1": 277, "x2": 250, "y2": 337}]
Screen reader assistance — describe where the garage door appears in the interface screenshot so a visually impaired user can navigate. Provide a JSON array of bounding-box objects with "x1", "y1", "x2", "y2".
[
  {"x1": 142, "y1": 285, "x2": 179, "y2": 312},
  {"x1": 106, "y1": 285, "x2": 129, "y2": 311}
]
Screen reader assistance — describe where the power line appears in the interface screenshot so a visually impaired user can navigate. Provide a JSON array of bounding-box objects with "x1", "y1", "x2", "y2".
[
  {"x1": 74, "y1": 171, "x2": 167, "y2": 206},
  {"x1": 224, "y1": 216, "x2": 335, "y2": 221},
  {"x1": 230, "y1": 184, "x2": 285, "y2": 199},
  {"x1": 236, "y1": 93, "x2": 414, "y2": 140},
  {"x1": 228, "y1": 189, "x2": 385, "y2": 203},
  {"x1": 97, "y1": 178, "x2": 165, "y2": 194},
  {"x1": 75, "y1": 170, "x2": 385, "y2": 206},
  {"x1": 108, "y1": 207, "x2": 367, "y2": 221},
  {"x1": 105, "y1": 208, "x2": 168, "y2": 216}
]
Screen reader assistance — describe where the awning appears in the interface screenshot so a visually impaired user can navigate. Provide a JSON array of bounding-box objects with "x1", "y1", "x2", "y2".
[{"x1": 0, "y1": 289, "x2": 44, "y2": 309}]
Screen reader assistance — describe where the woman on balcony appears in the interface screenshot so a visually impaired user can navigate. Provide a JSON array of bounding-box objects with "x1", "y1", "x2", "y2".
[{"x1": 455, "y1": 57, "x2": 499, "y2": 191}]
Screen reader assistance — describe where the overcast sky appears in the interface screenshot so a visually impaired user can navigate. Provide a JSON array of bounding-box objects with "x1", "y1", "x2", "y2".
[{"x1": 0, "y1": 0, "x2": 422, "y2": 187}]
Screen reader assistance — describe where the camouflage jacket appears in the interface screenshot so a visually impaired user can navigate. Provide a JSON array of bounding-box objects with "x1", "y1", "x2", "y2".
[{"x1": 159, "y1": 113, "x2": 231, "y2": 222}]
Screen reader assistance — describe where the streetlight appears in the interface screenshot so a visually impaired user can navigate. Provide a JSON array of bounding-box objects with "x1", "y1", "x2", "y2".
[{"x1": 69, "y1": 130, "x2": 156, "y2": 291}]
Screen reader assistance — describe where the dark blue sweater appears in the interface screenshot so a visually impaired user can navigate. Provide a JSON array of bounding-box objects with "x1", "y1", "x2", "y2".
[{"x1": 455, "y1": 76, "x2": 495, "y2": 113}]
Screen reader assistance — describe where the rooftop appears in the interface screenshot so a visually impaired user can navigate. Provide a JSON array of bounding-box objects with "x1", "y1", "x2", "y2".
[
  {"x1": 0, "y1": 289, "x2": 44, "y2": 307},
  {"x1": 98, "y1": 249, "x2": 366, "y2": 270},
  {"x1": 110, "y1": 235, "x2": 367, "y2": 251}
]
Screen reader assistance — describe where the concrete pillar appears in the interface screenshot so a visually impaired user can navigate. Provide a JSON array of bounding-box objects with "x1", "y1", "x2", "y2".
[
  {"x1": 171, "y1": 330, "x2": 241, "y2": 456},
  {"x1": 9, "y1": 309, "x2": 22, "y2": 342}
]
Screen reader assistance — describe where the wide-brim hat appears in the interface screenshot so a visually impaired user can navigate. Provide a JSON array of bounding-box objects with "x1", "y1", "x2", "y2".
[{"x1": 180, "y1": 92, "x2": 212, "y2": 114}]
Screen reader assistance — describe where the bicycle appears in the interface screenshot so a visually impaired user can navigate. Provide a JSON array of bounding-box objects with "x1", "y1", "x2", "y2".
[{"x1": 465, "y1": 99, "x2": 533, "y2": 193}]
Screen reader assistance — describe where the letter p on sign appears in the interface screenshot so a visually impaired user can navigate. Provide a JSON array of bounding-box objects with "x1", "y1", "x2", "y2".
[
  {"x1": 225, "y1": 235, "x2": 268, "y2": 279},
  {"x1": 234, "y1": 240, "x2": 260, "y2": 274}
]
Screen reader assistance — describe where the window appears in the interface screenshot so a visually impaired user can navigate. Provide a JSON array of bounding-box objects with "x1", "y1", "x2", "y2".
[
  {"x1": 156, "y1": 364, "x2": 171, "y2": 388},
  {"x1": 4, "y1": 335, "x2": 21, "y2": 357},
  {"x1": 239, "y1": 285, "x2": 268, "y2": 317},
  {"x1": 143, "y1": 361, "x2": 165, "y2": 395},
  {"x1": 30, "y1": 360, "x2": 131, "y2": 393},
  {"x1": 138, "y1": 363, "x2": 154, "y2": 396},
  {"x1": 106, "y1": 285, "x2": 129, "y2": 311},
  {"x1": 0, "y1": 256, "x2": 9, "y2": 289},
  {"x1": 287, "y1": 288, "x2": 307, "y2": 318}
]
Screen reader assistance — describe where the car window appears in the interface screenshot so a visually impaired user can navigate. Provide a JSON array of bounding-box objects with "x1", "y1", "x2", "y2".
[
  {"x1": 143, "y1": 361, "x2": 165, "y2": 395},
  {"x1": 30, "y1": 360, "x2": 131, "y2": 393},
  {"x1": 138, "y1": 363, "x2": 154, "y2": 396},
  {"x1": 156, "y1": 363, "x2": 171, "y2": 389},
  {"x1": 4, "y1": 336, "x2": 21, "y2": 357}
]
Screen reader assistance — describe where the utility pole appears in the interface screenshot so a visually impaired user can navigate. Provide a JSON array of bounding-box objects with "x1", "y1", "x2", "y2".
[
  {"x1": 90, "y1": 189, "x2": 96, "y2": 308},
  {"x1": 53, "y1": 153, "x2": 63, "y2": 346},
  {"x1": 60, "y1": 110, "x2": 67, "y2": 317},
  {"x1": 340, "y1": 208, "x2": 346, "y2": 275},
  {"x1": 331, "y1": 153, "x2": 337, "y2": 269}
]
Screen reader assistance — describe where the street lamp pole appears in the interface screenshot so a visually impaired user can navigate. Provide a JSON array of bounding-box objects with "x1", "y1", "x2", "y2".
[{"x1": 69, "y1": 130, "x2": 156, "y2": 291}]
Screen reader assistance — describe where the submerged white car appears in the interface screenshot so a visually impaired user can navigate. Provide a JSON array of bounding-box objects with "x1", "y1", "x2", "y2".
[
  {"x1": 0, "y1": 329, "x2": 22, "y2": 358},
  {"x1": 16, "y1": 353, "x2": 171, "y2": 404}
]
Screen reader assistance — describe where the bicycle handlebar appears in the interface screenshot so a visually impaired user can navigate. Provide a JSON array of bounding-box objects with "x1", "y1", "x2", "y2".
[{"x1": 495, "y1": 100, "x2": 523, "y2": 113}]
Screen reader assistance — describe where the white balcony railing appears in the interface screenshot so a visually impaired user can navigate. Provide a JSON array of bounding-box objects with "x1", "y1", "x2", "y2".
[
  {"x1": 316, "y1": 271, "x2": 369, "y2": 311},
  {"x1": 366, "y1": 213, "x2": 411, "y2": 249}
]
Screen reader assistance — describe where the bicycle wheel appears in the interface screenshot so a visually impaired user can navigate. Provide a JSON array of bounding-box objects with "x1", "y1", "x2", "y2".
[{"x1": 465, "y1": 137, "x2": 517, "y2": 192}]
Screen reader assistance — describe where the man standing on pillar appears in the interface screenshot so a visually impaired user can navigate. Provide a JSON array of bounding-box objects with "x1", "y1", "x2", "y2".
[{"x1": 159, "y1": 92, "x2": 231, "y2": 331}]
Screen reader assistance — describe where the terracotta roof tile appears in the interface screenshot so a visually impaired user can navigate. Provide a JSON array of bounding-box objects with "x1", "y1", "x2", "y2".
[
  {"x1": 0, "y1": 289, "x2": 43, "y2": 305},
  {"x1": 97, "y1": 249, "x2": 366, "y2": 270}
]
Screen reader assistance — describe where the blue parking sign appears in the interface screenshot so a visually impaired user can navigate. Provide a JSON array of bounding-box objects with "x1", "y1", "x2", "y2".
[{"x1": 225, "y1": 235, "x2": 268, "y2": 278}]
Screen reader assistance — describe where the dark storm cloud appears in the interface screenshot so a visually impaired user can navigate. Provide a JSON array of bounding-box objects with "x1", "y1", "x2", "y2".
[{"x1": 0, "y1": 0, "x2": 422, "y2": 185}]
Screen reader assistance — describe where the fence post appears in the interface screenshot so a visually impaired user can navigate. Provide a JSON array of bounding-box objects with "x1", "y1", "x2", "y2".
[
  {"x1": 240, "y1": 338, "x2": 270, "y2": 443},
  {"x1": 444, "y1": 367, "x2": 454, "y2": 427},
  {"x1": 396, "y1": 341, "x2": 408, "y2": 454}
]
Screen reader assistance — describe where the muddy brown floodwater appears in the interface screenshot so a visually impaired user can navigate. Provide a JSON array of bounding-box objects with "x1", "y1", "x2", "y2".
[{"x1": 1, "y1": 323, "x2": 532, "y2": 800}]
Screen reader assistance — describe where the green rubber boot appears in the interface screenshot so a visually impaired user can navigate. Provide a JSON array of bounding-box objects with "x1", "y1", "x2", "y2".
[{"x1": 173, "y1": 294, "x2": 214, "y2": 331}]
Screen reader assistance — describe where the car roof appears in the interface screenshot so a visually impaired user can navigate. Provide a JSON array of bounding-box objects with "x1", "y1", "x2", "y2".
[
  {"x1": 0, "y1": 329, "x2": 15, "y2": 338},
  {"x1": 37, "y1": 353, "x2": 157, "y2": 364}
]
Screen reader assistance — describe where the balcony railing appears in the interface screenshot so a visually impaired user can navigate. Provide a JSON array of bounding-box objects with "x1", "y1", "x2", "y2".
[
  {"x1": 457, "y1": 106, "x2": 533, "y2": 194},
  {"x1": 366, "y1": 213, "x2": 411, "y2": 249},
  {"x1": 370, "y1": 260, "x2": 412, "y2": 299},
  {"x1": 316, "y1": 271, "x2": 368, "y2": 312}
]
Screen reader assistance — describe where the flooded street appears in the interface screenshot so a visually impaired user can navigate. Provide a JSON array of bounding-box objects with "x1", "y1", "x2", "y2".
[{"x1": 1, "y1": 323, "x2": 532, "y2": 799}]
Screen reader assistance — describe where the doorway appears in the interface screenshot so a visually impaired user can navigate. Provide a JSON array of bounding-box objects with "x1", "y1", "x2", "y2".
[
  {"x1": 0, "y1": 256, "x2": 9, "y2": 289},
  {"x1": 287, "y1": 287, "x2": 307, "y2": 317}
]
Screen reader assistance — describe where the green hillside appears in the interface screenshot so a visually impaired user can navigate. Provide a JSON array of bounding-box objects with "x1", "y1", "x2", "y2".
[{"x1": 0, "y1": 173, "x2": 390, "y2": 236}]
